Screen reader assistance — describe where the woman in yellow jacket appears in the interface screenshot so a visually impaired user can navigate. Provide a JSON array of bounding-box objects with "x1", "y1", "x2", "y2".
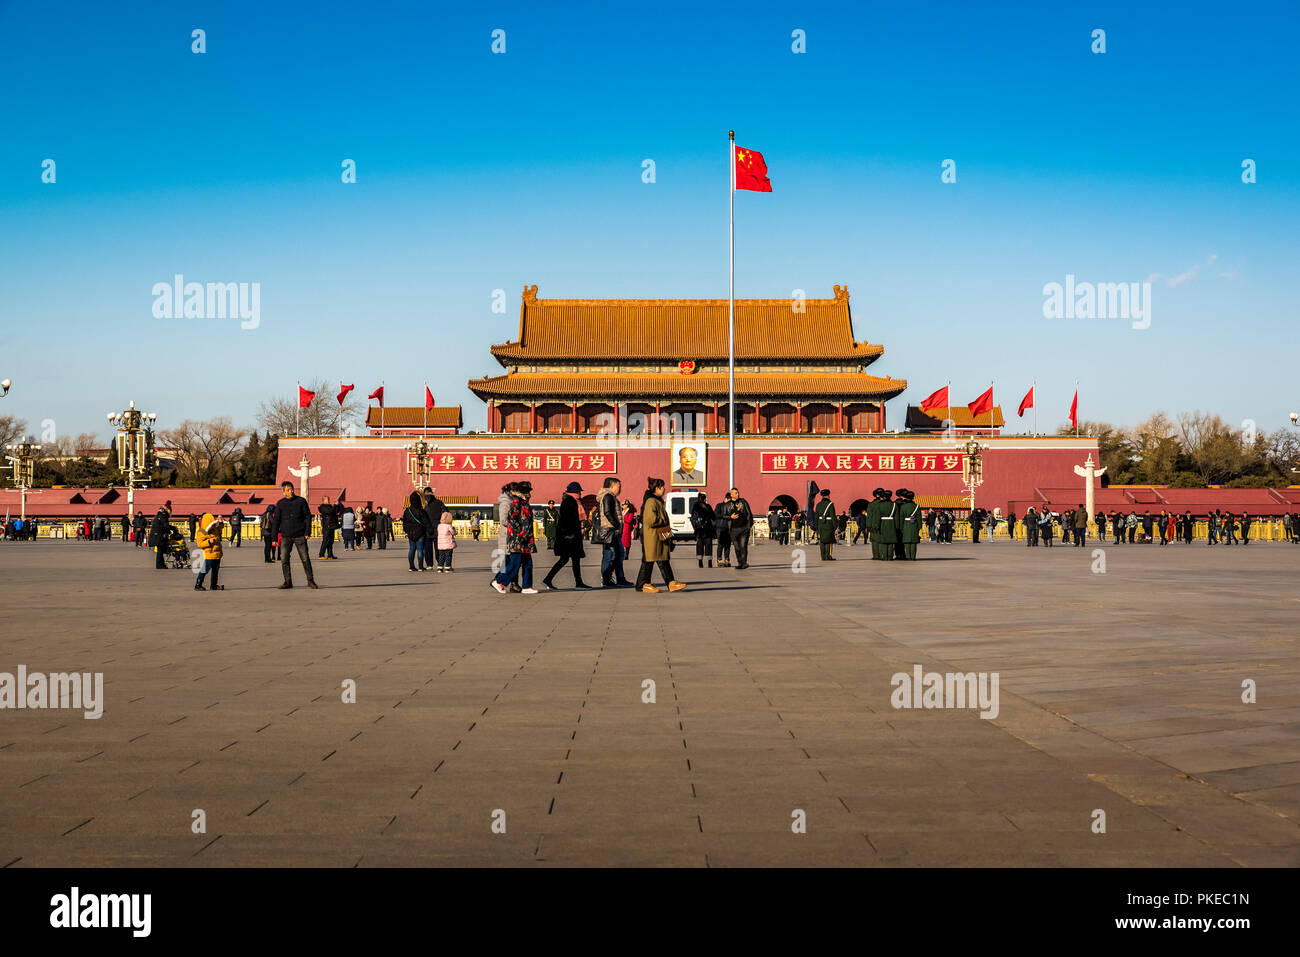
[
  {"x1": 194, "y1": 512, "x2": 225, "y2": 591},
  {"x1": 636, "y1": 477, "x2": 686, "y2": 593}
]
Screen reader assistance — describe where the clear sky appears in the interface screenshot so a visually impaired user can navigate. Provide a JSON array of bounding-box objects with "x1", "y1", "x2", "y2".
[{"x1": 2, "y1": 0, "x2": 1297, "y2": 442}]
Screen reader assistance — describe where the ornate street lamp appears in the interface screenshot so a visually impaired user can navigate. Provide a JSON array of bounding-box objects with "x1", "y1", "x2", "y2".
[
  {"x1": 107, "y1": 401, "x2": 158, "y2": 518},
  {"x1": 4, "y1": 439, "x2": 40, "y2": 519},
  {"x1": 958, "y1": 437, "x2": 989, "y2": 513},
  {"x1": 0, "y1": 378, "x2": 11, "y2": 397},
  {"x1": 406, "y1": 439, "x2": 433, "y2": 489}
]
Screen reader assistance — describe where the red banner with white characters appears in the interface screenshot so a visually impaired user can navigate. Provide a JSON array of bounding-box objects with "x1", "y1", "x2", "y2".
[
  {"x1": 431, "y1": 452, "x2": 617, "y2": 473},
  {"x1": 760, "y1": 452, "x2": 964, "y2": 473}
]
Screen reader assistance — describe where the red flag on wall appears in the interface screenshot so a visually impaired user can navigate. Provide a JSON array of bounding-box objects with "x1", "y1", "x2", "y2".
[
  {"x1": 298, "y1": 385, "x2": 316, "y2": 408},
  {"x1": 1017, "y1": 385, "x2": 1034, "y2": 418},
  {"x1": 368, "y1": 385, "x2": 384, "y2": 406},
  {"x1": 337, "y1": 384, "x2": 354, "y2": 405},
  {"x1": 735, "y1": 146, "x2": 772, "y2": 192},
  {"x1": 918, "y1": 385, "x2": 950, "y2": 413},
  {"x1": 424, "y1": 386, "x2": 435, "y2": 410},
  {"x1": 1068, "y1": 387, "x2": 1078, "y2": 429},
  {"x1": 967, "y1": 387, "x2": 994, "y2": 417}
]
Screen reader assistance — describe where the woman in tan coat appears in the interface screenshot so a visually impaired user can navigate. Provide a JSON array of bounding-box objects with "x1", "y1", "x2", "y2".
[{"x1": 636, "y1": 477, "x2": 686, "y2": 593}]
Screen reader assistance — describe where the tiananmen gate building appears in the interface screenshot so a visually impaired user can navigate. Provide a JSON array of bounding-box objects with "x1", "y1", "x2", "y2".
[{"x1": 270, "y1": 285, "x2": 1104, "y2": 517}]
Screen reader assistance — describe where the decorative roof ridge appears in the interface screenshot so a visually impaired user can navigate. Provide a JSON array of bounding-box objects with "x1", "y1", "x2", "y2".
[
  {"x1": 490, "y1": 340, "x2": 884, "y2": 352},
  {"x1": 519, "y1": 283, "x2": 851, "y2": 308},
  {"x1": 526, "y1": 296, "x2": 849, "y2": 307}
]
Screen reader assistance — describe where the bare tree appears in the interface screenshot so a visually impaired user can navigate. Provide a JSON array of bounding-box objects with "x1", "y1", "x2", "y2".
[
  {"x1": 0, "y1": 414, "x2": 26, "y2": 449},
  {"x1": 1129, "y1": 412, "x2": 1179, "y2": 484},
  {"x1": 157, "y1": 417, "x2": 249, "y2": 487},
  {"x1": 1176, "y1": 411, "x2": 1242, "y2": 485},
  {"x1": 72, "y1": 431, "x2": 102, "y2": 454},
  {"x1": 257, "y1": 379, "x2": 365, "y2": 437}
]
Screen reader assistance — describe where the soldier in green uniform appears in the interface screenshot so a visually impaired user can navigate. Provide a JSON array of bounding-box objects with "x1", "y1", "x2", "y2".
[
  {"x1": 542, "y1": 500, "x2": 558, "y2": 551},
  {"x1": 897, "y1": 488, "x2": 921, "y2": 560},
  {"x1": 866, "y1": 488, "x2": 885, "y2": 560},
  {"x1": 877, "y1": 489, "x2": 898, "y2": 561},
  {"x1": 815, "y1": 488, "x2": 837, "y2": 560}
]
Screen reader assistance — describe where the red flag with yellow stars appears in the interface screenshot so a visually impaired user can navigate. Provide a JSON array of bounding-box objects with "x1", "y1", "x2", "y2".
[{"x1": 735, "y1": 146, "x2": 771, "y2": 192}]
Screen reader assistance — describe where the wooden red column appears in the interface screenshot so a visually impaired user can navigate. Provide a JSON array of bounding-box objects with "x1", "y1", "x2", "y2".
[
  {"x1": 571, "y1": 401, "x2": 578, "y2": 434},
  {"x1": 837, "y1": 401, "x2": 844, "y2": 434}
]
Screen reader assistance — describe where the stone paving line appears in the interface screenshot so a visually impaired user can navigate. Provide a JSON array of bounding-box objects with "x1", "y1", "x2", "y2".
[{"x1": 0, "y1": 536, "x2": 1295, "y2": 866}]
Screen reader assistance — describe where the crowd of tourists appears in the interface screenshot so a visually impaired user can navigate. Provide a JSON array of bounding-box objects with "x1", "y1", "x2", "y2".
[
  {"x1": 490, "y1": 476, "x2": 756, "y2": 594},
  {"x1": 13, "y1": 482, "x2": 1299, "y2": 593}
]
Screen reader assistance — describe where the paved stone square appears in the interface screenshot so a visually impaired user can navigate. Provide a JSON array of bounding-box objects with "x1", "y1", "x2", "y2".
[{"x1": 0, "y1": 535, "x2": 1296, "y2": 867}]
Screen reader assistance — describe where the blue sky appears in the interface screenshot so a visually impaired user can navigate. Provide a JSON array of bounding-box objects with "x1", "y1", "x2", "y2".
[{"x1": 2, "y1": 0, "x2": 1297, "y2": 441}]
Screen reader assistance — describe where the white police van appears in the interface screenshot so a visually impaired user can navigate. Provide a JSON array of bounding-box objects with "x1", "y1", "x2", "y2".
[{"x1": 666, "y1": 489, "x2": 703, "y2": 540}]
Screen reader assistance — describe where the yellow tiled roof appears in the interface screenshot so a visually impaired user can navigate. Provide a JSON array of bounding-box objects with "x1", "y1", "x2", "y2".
[{"x1": 489, "y1": 284, "x2": 885, "y2": 365}]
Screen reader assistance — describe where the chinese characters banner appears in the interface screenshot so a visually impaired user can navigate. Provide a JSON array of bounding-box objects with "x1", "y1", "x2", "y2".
[
  {"x1": 431, "y1": 453, "x2": 617, "y2": 472},
  {"x1": 760, "y1": 452, "x2": 963, "y2": 473}
]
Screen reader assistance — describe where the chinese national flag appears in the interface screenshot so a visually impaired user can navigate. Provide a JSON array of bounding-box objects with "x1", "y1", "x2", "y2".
[
  {"x1": 337, "y1": 383, "x2": 354, "y2": 405},
  {"x1": 1068, "y1": 388, "x2": 1078, "y2": 429},
  {"x1": 368, "y1": 385, "x2": 384, "y2": 406},
  {"x1": 918, "y1": 385, "x2": 950, "y2": 413},
  {"x1": 424, "y1": 386, "x2": 435, "y2": 411},
  {"x1": 1017, "y1": 385, "x2": 1034, "y2": 418},
  {"x1": 967, "y1": 387, "x2": 994, "y2": 417},
  {"x1": 735, "y1": 146, "x2": 772, "y2": 192},
  {"x1": 298, "y1": 385, "x2": 316, "y2": 408}
]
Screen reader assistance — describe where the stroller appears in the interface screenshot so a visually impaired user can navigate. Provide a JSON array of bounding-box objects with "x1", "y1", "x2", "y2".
[{"x1": 165, "y1": 527, "x2": 193, "y2": 568}]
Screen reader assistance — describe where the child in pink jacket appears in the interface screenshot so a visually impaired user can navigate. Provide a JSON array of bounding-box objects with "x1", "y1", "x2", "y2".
[{"x1": 435, "y1": 511, "x2": 456, "y2": 572}]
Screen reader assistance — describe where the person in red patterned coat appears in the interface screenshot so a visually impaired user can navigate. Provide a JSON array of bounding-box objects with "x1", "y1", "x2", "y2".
[{"x1": 492, "y1": 481, "x2": 538, "y2": 595}]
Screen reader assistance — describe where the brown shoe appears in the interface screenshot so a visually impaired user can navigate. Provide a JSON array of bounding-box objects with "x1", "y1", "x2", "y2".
[
  {"x1": 667, "y1": 581, "x2": 686, "y2": 592},
  {"x1": 279, "y1": 582, "x2": 293, "y2": 589},
  {"x1": 307, "y1": 580, "x2": 319, "y2": 589},
  {"x1": 641, "y1": 584, "x2": 660, "y2": 593}
]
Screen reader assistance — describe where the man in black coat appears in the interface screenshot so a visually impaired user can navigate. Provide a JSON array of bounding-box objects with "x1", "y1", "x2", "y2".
[
  {"x1": 187, "y1": 513, "x2": 197, "y2": 540},
  {"x1": 714, "y1": 495, "x2": 734, "y2": 567},
  {"x1": 229, "y1": 507, "x2": 244, "y2": 547},
  {"x1": 273, "y1": 480, "x2": 317, "y2": 589},
  {"x1": 132, "y1": 510, "x2": 146, "y2": 547},
  {"x1": 148, "y1": 508, "x2": 172, "y2": 569},
  {"x1": 317, "y1": 496, "x2": 338, "y2": 559},
  {"x1": 261, "y1": 503, "x2": 278, "y2": 563},
  {"x1": 728, "y1": 488, "x2": 754, "y2": 569},
  {"x1": 542, "y1": 482, "x2": 589, "y2": 590}
]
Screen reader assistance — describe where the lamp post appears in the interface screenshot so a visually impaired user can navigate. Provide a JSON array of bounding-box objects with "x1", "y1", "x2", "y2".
[
  {"x1": 0, "y1": 378, "x2": 11, "y2": 397},
  {"x1": 958, "y1": 437, "x2": 989, "y2": 514},
  {"x1": 107, "y1": 401, "x2": 158, "y2": 519},
  {"x1": 5, "y1": 439, "x2": 39, "y2": 519},
  {"x1": 406, "y1": 439, "x2": 433, "y2": 490}
]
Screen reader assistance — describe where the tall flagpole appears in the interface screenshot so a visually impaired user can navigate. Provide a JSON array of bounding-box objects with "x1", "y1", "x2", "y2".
[
  {"x1": 423, "y1": 380, "x2": 428, "y2": 438},
  {"x1": 1033, "y1": 379, "x2": 1037, "y2": 435},
  {"x1": 1075, "y1": 378, "x2": 1079, "y2": 437},
  {"x1": 989, "y1": 379, "x2": 994, "y2": 436},
  {"x1": 728, "y1": 130, "x2": 736, "y2": 490},
  {"x1": 381, "y1": 380, "x2": 385, "y2": 437},
  {"x1": 296, "y1": 379, "x2": 300, "y2": 437}
]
